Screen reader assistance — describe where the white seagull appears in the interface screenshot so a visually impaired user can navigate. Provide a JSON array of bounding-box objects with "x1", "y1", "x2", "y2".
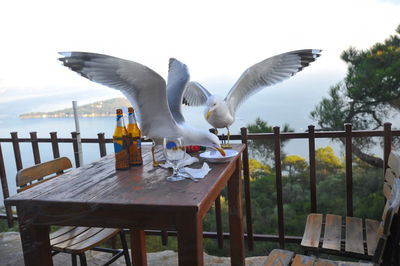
[
  {"x1": 183, "y1": 49, "x2": 322, "y2": 146},
  {"x1": 58, "y1": 52, "x2": 225, "y2": 165}
]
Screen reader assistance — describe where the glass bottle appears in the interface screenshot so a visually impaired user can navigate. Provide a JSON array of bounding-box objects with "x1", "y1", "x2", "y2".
[
  {"x1": 127, "y1": 107, "x2": 143, "y2": 165},
  {"x1": 113, "y1": 109, "x2": 129, "y2": 170}
]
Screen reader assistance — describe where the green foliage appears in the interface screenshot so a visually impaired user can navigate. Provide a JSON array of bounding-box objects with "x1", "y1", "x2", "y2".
[
  {"x1": 311, "y1": 24, "x2": 400, "y2": 165},
  {"x1": 247, "y1": 117, "x2": 294, "y2": 165}
]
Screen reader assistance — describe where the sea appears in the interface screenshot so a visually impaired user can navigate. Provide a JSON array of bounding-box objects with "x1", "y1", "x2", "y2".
[{"x1": 1, "y1": 72, "x2": 396, "y2": 206}]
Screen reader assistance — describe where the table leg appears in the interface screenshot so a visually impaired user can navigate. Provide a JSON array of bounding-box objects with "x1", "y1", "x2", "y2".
[
  {"x1": 228, "y1": 157, "x2": 245, "y2": 266},
  {"x1": 17, "y1": 207, "x2": 53, "y2": 266},
  {"x1": 130, "y1": 229, "x2": 147, "y2": 266},
  {"x1": 177, "y1": 212, "x2": 203, "y2": 266}
]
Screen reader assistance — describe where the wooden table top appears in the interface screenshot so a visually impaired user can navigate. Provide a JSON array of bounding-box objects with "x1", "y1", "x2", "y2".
[{"x1": 6, "y1": 144, "x2": 245, "y2": 215}]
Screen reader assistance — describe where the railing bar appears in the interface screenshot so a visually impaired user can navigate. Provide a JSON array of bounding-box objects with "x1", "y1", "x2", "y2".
[
  {"x1": 161, "y1": 230, "x2": 168, "y2": 246},
  {"x1": 97, "y1": 133, "x2": 107, "y2": 157},
  {"x1": 345, "y1": 123, "x2": 353, "y2": 217},
  {"x1": 214, "y1": 195, "x2": 224, "y2": 249},
  {"x1": 0, "y1": 143, "x2": 14, "y2": 228},
  {"x1": 139, "y1": 229, "x2": 302, "y2": 243},
  {"x1": 383, "y1": 123, "x2": 392, "y2": 171},
  {"x1": 50, "y1": 132, "x2": 60, "y2": 159},
  {"x1": 10, "y1": 132, "x2": 23, "y2": 171},
  {"x1": 308, "y1": 125, "x2": 317, "y2": 213},
  {"x1": 273, "y1": 126, "x2": 285, "y2": 249},
  {"x1": 241, "y1": 127, "x2": 254, "y2": 250},
  {"x1": 30, "y1": 132, "x2": 41, "y2": 164},
  {"x1": 71, "y1": 132, "x2": 80, "y2": 168}
]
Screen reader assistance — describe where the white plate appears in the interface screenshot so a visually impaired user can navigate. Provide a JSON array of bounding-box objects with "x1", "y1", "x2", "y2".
[{"x1": 200, "y1": 150, "x2": 238, "y2": 163}]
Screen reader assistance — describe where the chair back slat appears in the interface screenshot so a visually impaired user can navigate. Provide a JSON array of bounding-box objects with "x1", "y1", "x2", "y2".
[
  {"x1": 385, "y1": 171, "x2": 396, "y2": 187},
  {"x1": 373, "y1": 178, "x2": 400, "y2": 263},
  {"x1": 16, "y1": 157, "x2": 72, "y2": 191},
  {"x1": 388, "y1": 152, "x2": 400, "y2": 178},
  {"x1": 383, "y1": 182, "x2": 392, "y2": 200}
]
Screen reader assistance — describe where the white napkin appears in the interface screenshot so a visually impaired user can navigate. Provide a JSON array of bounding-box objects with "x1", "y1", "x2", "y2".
[
  {"x1": 160, "y1": 153, "x2": 211, "y2": 179},
  {"x1": 181, "y1": 162, "x2": 211, "y2": 179}
]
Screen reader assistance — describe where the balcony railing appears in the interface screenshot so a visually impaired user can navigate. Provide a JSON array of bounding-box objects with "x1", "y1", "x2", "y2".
[{"x1": 1, "y1": 122, "x2": 399, "y2": 251}]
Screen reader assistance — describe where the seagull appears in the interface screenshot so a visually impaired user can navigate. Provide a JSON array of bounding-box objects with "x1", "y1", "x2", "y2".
[
  {"x1": 183, "y1": 49, "x2": 322, "y2": 146},
  {"x1": 58, "y1": 52, "x2": 225, "y2": 166}
]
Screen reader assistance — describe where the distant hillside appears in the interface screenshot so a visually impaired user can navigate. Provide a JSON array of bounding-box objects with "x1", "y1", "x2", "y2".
[{"x1": 20, "y1": 98, "x2": 131, "y2": 118}]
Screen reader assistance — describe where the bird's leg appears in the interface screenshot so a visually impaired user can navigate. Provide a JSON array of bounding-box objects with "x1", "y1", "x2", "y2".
[
  {"x1": 222, "y1": 127, "x2": 232, "y2": 148},
  {"x1": 151, "y1": 140, "x2": 164, "y2": 167}
]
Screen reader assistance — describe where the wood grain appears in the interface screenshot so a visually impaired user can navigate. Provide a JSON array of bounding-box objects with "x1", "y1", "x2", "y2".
[
  {"x1": 345, "y1": 216, "x2": 364, "y2": 254},
  {"x1": 6, "y1": 144, "x2": 246, "y2": 266},
  {"x1": 265, "y1": 249, "x2": 294, "y2": 266},
  {"x1": 292, "y1": 254, "x2": 315, "y2": 266},
  {"x1": 388, "y1": 152, "x2": 400, "y2": 177},
  {"x1": 131, "y1": 229, "x2": 147, "y2": 266},
  {"x1": 16, "y1": 157, "x2": 72, "y2": 187},
  {"x1": 301, "y1": 213, "x2": 322, "y2": 248},
  {"x1": 322, "y1": 214, "x2": 342, "y2": 251},
  {"x1": 365, "y1": 219, "x2": 380, "y2": 256}
]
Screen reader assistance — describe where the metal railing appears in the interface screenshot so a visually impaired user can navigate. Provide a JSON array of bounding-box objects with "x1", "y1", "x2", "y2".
[{"x1": 1, "y1": 123, "x2": 399, "y2": 251}]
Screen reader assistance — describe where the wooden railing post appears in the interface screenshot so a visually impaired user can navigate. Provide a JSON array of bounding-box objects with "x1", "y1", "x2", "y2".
[
  {"x1": 71, "y1": 132, "x2": 80, "y2": 168},
  {"x1": 50, "y1": 132, "x2": 60, "y2": 159},
  {"x1": 97, "y1": 133, "x2": 107, "y2": 157},
  {"x1": 383, "y1": 122, "x2": 392, "y2": 171},
  {"x1": 345, "y1": 123, "x2": 353, "y2": 217},
  {"x1": 0, "y1": 143, "x2": 14, "y2": 228},
  {"x1": 30, "y1": 132, "x2": 41, "y2": 164},
  {"x1": 10, "y1": 132, "x2": 23, "y2": 171},
  {"x1": 308, "y1": 125, "x2": 317, "y2": 213},
  {"x1": 241, "y1": 127, "x2": 254, "y2": 250},
  {"x1": 274, "y1": 126, "x2": 285, "y2": 249},
  {"x1": 214, "y1": 196, "x2": 224, "y2": 249}
]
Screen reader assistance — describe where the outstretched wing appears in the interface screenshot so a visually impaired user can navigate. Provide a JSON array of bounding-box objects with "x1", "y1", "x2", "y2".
[
  {"x1": 166, "y1": 58, "x2": 190, "y2": 124},
  {"x1": 225, "y1": 49, "x2": 321, "y2": 115},
  {"x1": 58, "y1": 52, "x2": 178, "y2": 138},
  {"x1": 182, "y1": 81, "x2": 212, "y2": 106}
]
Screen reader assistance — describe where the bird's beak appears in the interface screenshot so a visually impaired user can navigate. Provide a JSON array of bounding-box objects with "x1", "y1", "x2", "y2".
[
  {"x1": 217, "y1": 147, "x2": 225, "y2": 157},
  {"x1": 206, "y1": 109, "x2": 212, "y2": 120}
]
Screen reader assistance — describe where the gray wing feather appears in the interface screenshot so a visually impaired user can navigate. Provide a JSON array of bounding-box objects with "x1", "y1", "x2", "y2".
[
  {"x1": 183, "y1": 81, "x2": 212, "y2": 106},
  {"x1": 58, "y1": 52, "x2": 178, "y2": 139},
  {"x1": 225, "y1": 49, "x2": 321, "y2": 115},
  {"x1": 166, "y1": 58, "x2": 190, "y2": 124}
]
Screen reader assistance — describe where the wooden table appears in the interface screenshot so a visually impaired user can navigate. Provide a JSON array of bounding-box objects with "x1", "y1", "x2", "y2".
[{"x1": 5, "y1": 144, "x2": 245, "y2": 266}]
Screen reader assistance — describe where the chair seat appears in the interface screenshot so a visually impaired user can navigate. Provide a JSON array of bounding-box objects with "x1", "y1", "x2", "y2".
[
  {"x1": 50, "y1": 226, "x2": 120, "y2": 253},
  {"x1": 301, "y1": 214, "x2": 379, "y2": 259},
  {"x1": 265, "y1": 249, "x2": 374, "y2": 266}
]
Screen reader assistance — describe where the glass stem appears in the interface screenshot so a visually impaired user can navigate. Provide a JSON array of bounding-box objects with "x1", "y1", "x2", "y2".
[{"x1": 172, "y1": 165, "x2": 179, "y2": 176}]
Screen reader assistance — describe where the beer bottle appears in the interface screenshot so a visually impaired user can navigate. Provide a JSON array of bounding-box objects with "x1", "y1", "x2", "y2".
[
  {"x1": 127, "y1": 107, "x2": 143, "y2": 165},
  {"x1": 113, "y1": 109, "x2": 129, "y2": 170}
]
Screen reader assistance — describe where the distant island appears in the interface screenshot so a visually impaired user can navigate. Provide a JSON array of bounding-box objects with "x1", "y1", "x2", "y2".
[{"x1": 20, "y1": 98, "x2": 131, "y2": 118}]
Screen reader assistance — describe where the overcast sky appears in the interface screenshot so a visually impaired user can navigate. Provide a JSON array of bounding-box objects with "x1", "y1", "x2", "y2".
[{"x1": 1, "y1": 0, "x2": 399, "y2": 109}]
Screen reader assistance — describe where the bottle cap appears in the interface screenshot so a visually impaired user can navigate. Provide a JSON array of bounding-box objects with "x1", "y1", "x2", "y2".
[
  {"x1": 116, "y1": 109, "x2": 123, "y2": 115},
  {"x1": 128, "y1": 107, "x2": 134, "y2": 113}
]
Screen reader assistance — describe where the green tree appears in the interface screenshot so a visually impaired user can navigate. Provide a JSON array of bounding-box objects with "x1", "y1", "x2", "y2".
[
  {"x1": 247, "y1": 117, "x2": 293, "y2": 165},
  {"x1": 311, "y1": 24, "x2": 400, "y2": 167}
]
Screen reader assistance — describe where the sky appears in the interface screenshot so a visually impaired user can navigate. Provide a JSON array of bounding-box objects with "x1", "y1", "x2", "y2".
[{"x1": 0, "y1": 0, "x2": 400, "y2": 114}]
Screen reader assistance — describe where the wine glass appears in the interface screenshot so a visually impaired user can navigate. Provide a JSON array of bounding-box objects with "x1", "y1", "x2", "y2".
[{"x1": 163, "y1": 136, "x2": 186, "y2": 181}]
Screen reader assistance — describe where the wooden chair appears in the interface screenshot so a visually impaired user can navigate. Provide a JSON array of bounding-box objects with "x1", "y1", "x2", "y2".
[
  {"x1": 16, "y1": 157, "x2": 131, "y2": 266},
  {"x1": 266, "y1": 177, "x2": 400, "y2": 265},
  {"x1": 300, "y1": 152, "x2": 400, "y2": 262}
]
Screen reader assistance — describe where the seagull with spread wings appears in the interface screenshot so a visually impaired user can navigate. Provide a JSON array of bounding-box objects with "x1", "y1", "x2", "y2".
[
  {"x1": 58, "y1": 52, "x2": 225, "y2": 166},
  {"x1": 183, "y1": 49, "x2": 322, "y2": 146}
]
